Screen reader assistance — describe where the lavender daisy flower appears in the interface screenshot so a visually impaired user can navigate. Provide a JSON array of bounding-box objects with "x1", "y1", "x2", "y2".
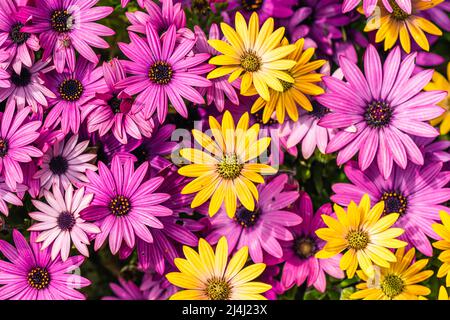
[
  {"x1": 28, "y1": 185, "x2": 100, "y2": 261},
  {"x1": 117, "y1": 24, "x2": 211, "y2": 123},
  {"x1": 44, "y1": 57, "x2": 108, "y2": 134},
  {"x1": 81, "y1": 156, "x2": 173, "y2": 255},
  {"x1": 33, "y1": 134, "x2": 97, "y2": 193},
  {"x1": 206, "y1": 174, "x2": 302, "y2": 263},
  {"x1": 332, "y1": 160, "x2": 450, "y2": 256},
  {"x1": 318, "y1": 45, "x2": 447, "y2": 179},
  {"x1": 83, "y1": 58, "x2": 153, "y2": 144},
  {"x1": 0, "y1": 230, "x2": 90, "y2": 300},
  {"x1": 224, "y1": 0, "x2": 295, "y2": 22},
  {"x1": 22, "y1": 0, "x2": 114, "y2": 73},
  {"x1": 281, "y1": 191, "x2": 344, "y2": 292}
]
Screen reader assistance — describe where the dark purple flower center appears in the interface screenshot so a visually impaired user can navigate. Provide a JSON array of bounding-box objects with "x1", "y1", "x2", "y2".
[
  {"x1": 149, "y1": 61, "x2": 173, "y2": 85},
  {"x1": 57, "y1": 211, "x2": 76, "y2": 231},
  {"x1": 253, "y1": 111, "x2": 276, "y2": 125},
  {"x1": 364, "y1": 100, "x2": 392, "y2": 128},
  {"x1": 10, "y1": 68, "x2": 32, "y2": 87},
  {"x1": 241, "y1": 0, "x2": 264, "y2": 12},
  {"x1": 9, "y1": 22, "x2": 30, "y2": 44},
  {"x1": 381, "y1": 191, "x2": 408, "y2": 216},
  {"x1": 294, "y1": 236, "x2": 317, "y2": 259},
  {"x1": 27, "y1": 267, "x2": 50, "y2": 290},
  {"x1": 49, "y1": 155, "x2": 69, "y2": 175},
  {"x1": 234, "y1": 206, "x2": 260, "y2": 228},
  {"x1": 58, "y1": 79, "x2": 84, "y2": 101},
  {"x1": 109, "y1": 195, "x2": 131, "y2": 216},
  {"x1": 108, "y1": 96, "x2": 122, "y2": 114},
  {"x1": 0, "y1": 139, "x2": 8, "y2": 157},
  {"x1": 51, "y1": 10, "x2": 74, "y2": 33},
  {"x1": 132, "y1": 145, "x2": 149, "y2": 165},
  {"x1": 308, "y1": 103, "x2": 330, "y2": 119}
]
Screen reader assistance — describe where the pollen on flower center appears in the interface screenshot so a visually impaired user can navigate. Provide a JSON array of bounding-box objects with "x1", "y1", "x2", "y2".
[
  {"x1": 58, "y1": 79, "x2": 84, "y2": 101},
  {"x1": 217, "y1": 154, "x2": 243, "y2": 180},
  {"x1": 0, "y1": 138, "x2": 8, "y2": 157},
  {"x1": 205, "y1": 278, "x2": 231, "y2": 300},
  {"x1": 389, "y1": 1, "x2": 410, "y2": 20},
  {"x1": 234, "y1": 206, "x2": 260, "y2": 228},
  {"x1": 308, "y1": 103, "x2": 330, "y2": 119},
  {"x1": 49, "y1": 155, "x2": 69, "y2": 175},
  {"x1": 295, "y1": 237, "x2": 317, "y2": 259},
  {"x1": 27, "y1": 267, "x2": 50, "y2": 290},
  {"x1": 57, "y1": 211, "x2": 76, "y2": 231},
  {"x1": 280, "y1": 79, "x2": 293, "y2": 92},
  {"x1": 346, "y1": 230, "x2": 369, "y2": 250},
  {"x1": 240, "y1": 51, "x2": 262, "y2": 72},
  {"x1": 241, "y1": 0, "x2": 264, "y2": 11},
  {"x1": 9, "y1": 22, "x2": 30, "y2": 44},
  {"x1": 11, "y1": 68, "x2": 32, "y2": 87},
  {"x1": 149, "y1": 61, "x2": 173, "y2": 85},
  {"x1": 253, "y1": 111, "x2": 276, "y2": 125},
  {"x1": 109, "y1": 195, "x2": 131, "y2": 216},
  {"x1": 51, "y1": 10, "x2": 74, "y2": 33},
  {"x1": 364, "y1": 100, "x2": 392, "y2": 128},
  {"x1": 381, "y1": 274, "x2": 404, "y2": 298},
  {"x1": 381, "y1": 191, "x2": 408, "y2": 216}
]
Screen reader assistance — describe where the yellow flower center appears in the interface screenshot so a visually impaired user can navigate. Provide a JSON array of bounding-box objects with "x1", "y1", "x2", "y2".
[
  {"x1": 240, "y1": 51, "x2": 261, "y2": 72},
  {"x1": 205, "y1": 278, "x2": 231, "y2": 300},
  {"x1": 295, "y1": 237, "x2": 316, "y2": 259},
  {"x1": 381, "y1": 274, "x2": 404, "y2": 298},
  {"x1": 389, "y1": 1, "x2": 410, "y2": 20},
  {"x1": 346, "y1": 230, "x2": 369, "y2": 250},
  {"x1": 217, "y1": 154, "x2": 243, "y2": 180}
]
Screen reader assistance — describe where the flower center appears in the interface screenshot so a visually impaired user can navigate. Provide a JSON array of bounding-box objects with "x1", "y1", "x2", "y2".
[
  {"x1": 58, "y1": 79, "x2": 84, "y2": 101},
  {"x1": 346, "y1": 230, "x2": 369, "y2": 250},
  {"x1": 381, "y1": 274, "x2": 404, "y2": 299},
  {"x1": 295, "y1": 236, "x2": 317, "y2": 259},
  {"x1": 308, "y1": 103, "x2": 330, "y2": 119},
  {"x1": 381, "y1": 191, "x2": 408, "y2": 216},
  {"x1": 205, "y1": 278, "x2": 231, "y2": 300},
  {"x1": 109, "y1": 195, "x2": 131, "y2": 216},
  {"x1": 217, "y1": 154, "x2": 243, "y2": 180},
  {"x1": 280, "y1": 79, "x2": 293, "y2": 92},
  {"x1": 49, "y1": 155, "x2": 69, "y2": 175},
  {"x1": 51, "y1": 10, "x2": 74, "y2": 33},
  {"x1": 27, "y1": 267, "x2": 50, "y2": 290},
  {"x1": 148, "y1": 61, "x2": 173, "y2": 85},
  {"x1": 241, "y1": 0, "x2": 264, "y2": 11},
  {"x1": 234, "y1": 206, "x2": 260, "y2": 228},
  {"x1": 389, "y1": 0, "x2": 410, "y2": 20},
  {"x1": 252, "y1": 111, "x2": 276, "y2": 125},
  {"x1": 364, "y1": 100, "x2": 392, "y2": 128},
  {"x1": 191, "y1": 0, "x2": 210, "y2": 14},
  {"x1": 108, "y1": 96, "x2": 122, "y2": 114},
  {"x1": 57, "y1": 211, "x2": 76, "y2": 231},
  {"x1": 0, "y1": 139, "x2": 8, "y2": 157},
  {"x1": 9, "y1": 22, "x2": 30, "y2": 44},
  {"x1": 240, "y1": 51, "x2": 261, "y2": 72},
  {"x1": 10, "y1": 68, "x2": 32, "y2": 87},
  {"x1": 132, "y1": 145, "x2": 149, "y2": 166}
]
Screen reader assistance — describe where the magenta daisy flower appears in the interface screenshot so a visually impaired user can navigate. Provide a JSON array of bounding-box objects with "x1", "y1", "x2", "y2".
[
  {"x1": 318, "y1": 45, "x2": 446, "y2": 179},
  {"x1": 342, "y1": 0, "x2": 412, "y2": 16},
  {"x1": 0, "y1": 104, "x2": 42, "y2": 190},
  {"x1": 22, "y1": 0, "x2": 114, "y2": 73},
  {"x1": 28, "y1": 185, "x2": 100, "y2": 261},
  {"x1": 331, "y1": 160, "x2": 450, "y2": 256},
  {"x1": 92, "y1": 132, "x2": 141, "y2": 165},
  {"x1": 0, "y1": 178, "x2": 24, "y2": 216},
  {"x1": 206, "y1": 174, "x2": 302, "y2": 263},
  {"x1": 103, "y1": 278, "x2": 146, "y2": 300},
  {"x1": 81, "y1": 156, "x2": 173, "y2": 255},
  {"x1": 44, "y1": 57, "x2": 108, "y2": 134},
  {"x1": 33, "y1": 134, "x2": 97, "y2": 193},
  {"x1": 118, "y1": 24, "x2": 211, "y2": 123},
  {"x1": 121, "y1": 0, "x2": 147, "y2": 8},
  {"x1": 0, "y1": 230, "x2": 90, "y2": 300},
  {"x1": 225, "y1": 0, "x2": 295, "y2": 21},
  {"x1": 281, "y1": 191, "x2": 344, "y2": 292},
  {"x1": 83, "y1": 58, "x2": 154, "y2": 144}
]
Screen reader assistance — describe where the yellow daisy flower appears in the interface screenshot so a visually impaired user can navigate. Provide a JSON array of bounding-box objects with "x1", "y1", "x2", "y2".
[
  {"x1": 207, "y1": 11, "x2": 296, "y2": 101},
  {"x1": 432, "y1": 210, "x2": 450, "y2": 286},
  {"x1": 250, "y1": 38, "x2": 326, "y2": 124},
  {"x1": 315, "y1": 194, "x2": 407, "y2": 278},
  {"x1": 351, "y1": 247, "x2": 433, "y2": 300},
  {"x1": 439, "y1": 286, "x2": 450, "y2": 300},
  {"x1": 178, "y1": 111, "x2": 277, "y2": 218},
  {"x1": 424, "y1": 62, "x2": 450, "y2": 135},
  {"x1": 364, "y1": 0, "x2": 443, "y2": 53},
  {"x1": 166, "y1": 236, "x2": 271, "y2": 300}
]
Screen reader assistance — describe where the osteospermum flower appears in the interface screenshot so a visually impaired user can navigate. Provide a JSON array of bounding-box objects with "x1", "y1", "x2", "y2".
[
  {"x1": 344, "y1": 0, "x2": 412, "y2": 16},
  {"x1": 226, "y1": 0, "x2": 295, "y2": 21},
  {"x1": 315, "y1": 194, "x2": 407, "y2": 278},
  {"x1": 22, "y1": 0, "x2": 114, "y2": 73},
  {"x1": 351, "y1": 248, "x2": 433, "y2": 300},
  {"x1": 364, "y1": 0, "x2": 443, "y2": 53},
  {"x1": 0, "y1": 230, "x2": 90, "y2": 300},
  {"x1": 178, "y1": 111, "x2": 277, "y2": 218},
  {"x1": 28, "y1": 185, "x2": 100, "y2": 261},
  {"x1": 318, "y1": 45, "x2": 446, "y2": 179},
  {"x1": 207, "y1": 12, "x2": 296, "y2": 101},
  {"x1": 250, "y1": 38, "x2": 326, "y2": 124},
  {"x1": 118, "y1": 24, "x2": 210, "y2": 123},
  {"x1": 33, "y1": 134, "x2": 97, "y2": 193},
  {"x1": 81, "y1": 156, "x2": 172, "y2": 254},
  {"x1": 166, "y1": 237, "x2": 271, "y2": 300},
  {"x1": 432, "y1": 211, "x2": 450, "y2": 286},
  {"x1": 0, "y1": 178, "x2": 24, "y2": 216}
]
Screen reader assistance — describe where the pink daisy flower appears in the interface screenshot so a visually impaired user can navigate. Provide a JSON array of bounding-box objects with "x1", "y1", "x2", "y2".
[
  {"x1": 121, "y1": 0, "x2": 148, "y2": 8},
  {"x1": 343, "y1": 0, "x2": 412, "y2": 17},
  {"x1": 0, "y1": 177, "x2": 25, "y2": 216}
]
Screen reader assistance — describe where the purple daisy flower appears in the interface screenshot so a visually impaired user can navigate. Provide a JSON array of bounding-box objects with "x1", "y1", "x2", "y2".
[
  {"x1": 224, "y1": 0, "x2": 295, "y2": 22},
  {"x1": 420, "y1": 1, "x2": 450, "y2": 32},
  {"x1": 281, "y1": 191, "x2": 344, "y2": 292},
  {"x1": 44, "y1": 57, "x2": 108, "y2": 134},
  {"x1": 92, "y1": 132, "x2": 141, "y2": 165},
  {"x1": 331, "y1": 160, "x2": 450, "y2": 256},
  {"x1": 81, "y1": 156, "x2": 173, "y2": 255},
  {"x1": 0, "y1": 230, "x2": 90, "y2": 300},
  {"x1": 317, "y1": 45, "x2": 447, "y2": 179},
  {"x1": 103, "y1": 278, "x2": 146, "y2": 300},
  {"x1": 83, "y1": 58, "x2": 154, "y2": 144},
  {"x1": 141, "y1": 272, "x2": 178, "y2": 300},
  {"x1": 206, "y1": 174, "x2": 302, "y2": 263},
  {"x1": 117, "y1": 24, "x2": 211, "y2": 123},
  {"x1": 22, "y1": 0, "x2": 114, "y2": 73}
]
